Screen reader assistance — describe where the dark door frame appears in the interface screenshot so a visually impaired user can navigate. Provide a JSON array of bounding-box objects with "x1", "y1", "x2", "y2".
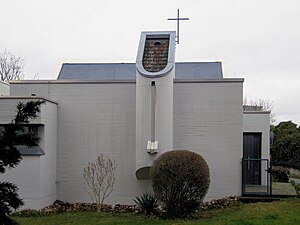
[{"x1": 243, "y1": 132, "x2": 262, "y2": 185}]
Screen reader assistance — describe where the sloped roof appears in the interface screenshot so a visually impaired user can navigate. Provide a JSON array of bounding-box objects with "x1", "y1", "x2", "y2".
[{"x1": 57, "y1": 62, "x2": 223, "y2": 80}]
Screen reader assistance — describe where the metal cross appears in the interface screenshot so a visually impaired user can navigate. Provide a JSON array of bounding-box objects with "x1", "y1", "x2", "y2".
[{"x1": 168, "y1": 9, "x2": 189, "y2": 44}]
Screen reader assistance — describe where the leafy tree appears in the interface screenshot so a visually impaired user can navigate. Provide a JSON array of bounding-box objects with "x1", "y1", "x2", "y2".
[
  {"x1": 151, "y1": 150, "x2": 210, "y2": 219},
  {"x1": 0, "y1": 100, "x2": 44, "y2": 225},
  {"x1": 274, "y1": 121, "x2": 300, "y2": 141},
  {"x1": 0, "y1": 50, "x2": 25, "y2": 81},
  {"x1": 271, "y1": 121, "x2": 300, "y2": 169}
]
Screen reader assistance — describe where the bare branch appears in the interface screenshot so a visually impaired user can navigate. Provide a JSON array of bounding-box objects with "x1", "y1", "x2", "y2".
[
  {"x1": 243, "y1": 95, "x2": 276, "y2": 124},
  {"x1": 32, "y1": 72, "x2": 40, "y2": 80},
  {"x1": 82, "y1": 154, "x2": 117, "y2": 213},
  {"x1": 0, "y1": 50, "x2": 25, "y2": 81}
]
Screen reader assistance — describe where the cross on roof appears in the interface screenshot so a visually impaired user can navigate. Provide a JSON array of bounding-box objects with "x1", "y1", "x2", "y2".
[{"x1": 168, "y1": 9, "x2": 189, "y2": 44}]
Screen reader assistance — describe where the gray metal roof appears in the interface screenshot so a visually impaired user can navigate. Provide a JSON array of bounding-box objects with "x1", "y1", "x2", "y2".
[
  {"x1": 57, "y1": 62, "x2": 223, "y2": 80},
  {"x1": 175, "y1": 62, "x2": 223, "y2": 79}
]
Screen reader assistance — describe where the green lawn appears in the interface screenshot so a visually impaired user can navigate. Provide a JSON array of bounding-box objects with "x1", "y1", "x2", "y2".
[{"x1": 13, "y1": 198, "x2": 300, "y2": 225}]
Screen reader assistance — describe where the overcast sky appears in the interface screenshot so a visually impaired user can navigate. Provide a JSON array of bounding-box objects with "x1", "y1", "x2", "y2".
[{"x1": 1, "y1": 0, "x2": 300, "y2": 125}]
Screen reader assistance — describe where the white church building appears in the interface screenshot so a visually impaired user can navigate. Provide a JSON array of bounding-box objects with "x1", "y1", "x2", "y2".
[{"x1": 0, "y1": 31, "x2": 270, "y2": 209}]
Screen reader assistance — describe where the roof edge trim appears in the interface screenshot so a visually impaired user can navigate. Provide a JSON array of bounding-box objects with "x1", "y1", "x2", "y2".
[
  {"x1": 174, "y1": 78, "x2": 244, "y2": 83},
  {"x1": 0, "y1": 96, "x2": 58, "y2": 105}
]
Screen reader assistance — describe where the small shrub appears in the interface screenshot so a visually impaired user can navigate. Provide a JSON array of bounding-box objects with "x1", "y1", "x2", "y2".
[
  {"x1": 134, "y1": 193, "x2": 158, "y2": 215},
  {"x1": 272, "y1": 166, "x2": 289, "y2": 182},
  {"x1": 82, "y1": 154, "x2": 117, "y2": 213},
  {"x1": 151, "y1": 150, "x2": 210, "y2": 219}
]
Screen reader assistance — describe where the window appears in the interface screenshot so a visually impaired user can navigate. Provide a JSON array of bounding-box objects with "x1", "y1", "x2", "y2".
[{"x1": 0, "y1": 124, "x2": 44, "y2": 156}]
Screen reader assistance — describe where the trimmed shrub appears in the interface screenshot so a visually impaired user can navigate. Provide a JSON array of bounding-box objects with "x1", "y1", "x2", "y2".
[
  {"x1": 151, "y1": 150, "x2": 210, "y2": 219},
  {"x1": 272, "y1": 166, "x2": 289, "y2": 182},
  {"x1": 134, "y1": 193, "x2": 158, "y2": 215}
]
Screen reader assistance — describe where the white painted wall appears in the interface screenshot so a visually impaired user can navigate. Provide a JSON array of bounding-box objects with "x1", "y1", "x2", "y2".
[
  {"x1": 243, "y1": 111, "x2": 270, "y2": 186},
  {"x1": 174, "y1": 80, "x2": 244, "y2": 200},
  {"x1": 49, "y1": 82, "x2": 141, "y2": 204},
  {"x1": 1, "y1": 157, "x2": 42, "y2": 209},
  {"x1": 243, "y1": 112, "x2": 270, "y2": 159},
  {"x1": 136, "y1": 68, "x2": 174, "y2": 176},
  {"x1": 9, "y1": 81, "x2": 154, "y2": 205},
  {"x1": 7, "y1": 79, "x2": 245, "y2": 206},
  {"x1": 0, "y1": 97, "x2": 43, "y2": 124},
  {"x1": 39, "y1": 101, "x2": 58, "y2": 208},
  {"x1": 0, "y1": 98, "x2": 57, "y2": 209},
  {"x1": 10, "y1": 82, "x2": 50, "y2": 98},
  {"x1": 0, "y1": 81, "x2": 10, "y2": 96}
]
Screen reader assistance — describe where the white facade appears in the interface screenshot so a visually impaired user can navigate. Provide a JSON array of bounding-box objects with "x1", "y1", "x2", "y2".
[
  {"x1": 174, "y1": 80, "x2": 244, "y2": 198},
  {"x1": 0, "y1": 81, "x2": 10, "y2": 96},
  {"x1": 243, "y1": 112, "x2": 270, "y2": 160},
  {"x1": 0, "y1": 31, "x2": 271, "y2": 209},
  {"x1": 243, "y1": 111, "x2": 270, "y2": 187},
  {"x1": 0, "y1": 97, "x2": 57, "y2": 209}
]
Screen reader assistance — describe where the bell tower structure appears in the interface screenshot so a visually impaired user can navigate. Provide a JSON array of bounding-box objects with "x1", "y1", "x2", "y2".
[{"x1": 135, "y1": 31, "x2": 176, "y2": 178}]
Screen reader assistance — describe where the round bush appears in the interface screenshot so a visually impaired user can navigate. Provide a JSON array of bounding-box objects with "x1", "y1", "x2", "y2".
[
  {"x1": 151, "y1": 150, "x2": 210, "y2": 218},
  {"x1": 272, "y1": 166, "x2": 289, "y2": 182}
]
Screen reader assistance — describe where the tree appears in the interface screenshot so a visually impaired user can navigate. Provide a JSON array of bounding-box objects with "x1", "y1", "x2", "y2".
[
  {"x1": 271, "y1": 121, "x2": 300, "y2": 169},
  {"x1": 0, "y1": 100, "x2": 44, "y2": 225},
  {"x1": 82, "y1": 154, "x2": 117, "y2": 213},
  {"x1": 151, "y1": 150, "x2": 210, "y2": 219},
  {"x1": 243, "y1": 96, "x2": 276, "y2": 124},
  {"x1": 0, "y1": 50, "x2": 25, "y2": 81}
]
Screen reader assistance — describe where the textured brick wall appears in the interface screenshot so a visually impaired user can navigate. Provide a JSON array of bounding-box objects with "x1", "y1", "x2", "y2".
[{"x1": 142, "y1": 38, "x2": 169, "y2": 72}]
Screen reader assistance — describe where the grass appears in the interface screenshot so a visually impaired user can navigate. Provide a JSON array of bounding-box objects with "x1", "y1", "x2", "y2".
[
  {"x1": 12, "y1": 198, "x2": 300, "y2": 225},
  {"x1": 289, "y1": 173, "x2": 300, "y2": 179},
  {"x1": 288, "y1": 168, "x2": 300, "y2": 179},
  {"x1": 272, "y1": 182, "x2": 297, "y2": 195}
]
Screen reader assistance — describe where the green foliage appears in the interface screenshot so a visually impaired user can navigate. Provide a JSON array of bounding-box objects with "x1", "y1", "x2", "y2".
[
  {"x1": 271, "y1": 121, "x2": 300, "y2": 169},
  {"x1": 0, "y1": 100, "x2": 44, "y2": 224},
  {"x1": 272, "y1": 166, "x2": 290, "y2": 182},
  {"x1": 0, "y1": 182, "x2": 23, "y2": 225},
  {"x1": 274, "y1": 121, "x2": 300, "y2": 140},
  {"x1": 151, "y1": 150, "x2": 210, "y2": 219},
  {"x1": 0, "y1": 100, "x2": 44, "y2": 173},
  {"x1": 134, "y1": 193, "x2": 158, "y2": 215}
]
